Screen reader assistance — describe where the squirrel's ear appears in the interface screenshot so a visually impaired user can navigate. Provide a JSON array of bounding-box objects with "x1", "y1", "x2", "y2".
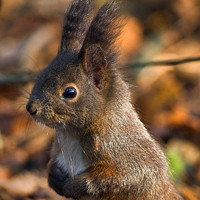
[{"x1": 81, "y1": 44, "x2": 107, "y2": 89}]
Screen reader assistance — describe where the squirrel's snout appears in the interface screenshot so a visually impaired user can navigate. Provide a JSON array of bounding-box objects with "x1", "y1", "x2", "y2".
[{"x1": 26, "y1": 100, "x2": 38, "y2": 115}]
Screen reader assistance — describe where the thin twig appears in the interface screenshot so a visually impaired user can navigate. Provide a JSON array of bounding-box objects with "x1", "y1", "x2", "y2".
[
  {"x1": 0, "y1": 56, "x2": 200, "y2": 85},
  {"x1": 0, "y1": 71, "x2": 39, "y2": 85},
  {"x1": 129, "y1": 56, "x2": 200, "y2": 68}
]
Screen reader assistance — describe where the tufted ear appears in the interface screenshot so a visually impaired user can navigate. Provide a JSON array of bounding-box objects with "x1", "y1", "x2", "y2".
[
  {"x1": 60, "y1": 0, "x2": 93, "y2": 53},
  {"x1": 81, "y1": 44, "x2": 107, "y2": 89}
]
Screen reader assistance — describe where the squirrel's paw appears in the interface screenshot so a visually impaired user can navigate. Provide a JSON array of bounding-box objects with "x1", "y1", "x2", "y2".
[
  {"x1": 48, "y1": 163, "x2": 69, "y2": 196},
  {"x1": 63, "y1": 178, "x2": 87, "y2": 199}
]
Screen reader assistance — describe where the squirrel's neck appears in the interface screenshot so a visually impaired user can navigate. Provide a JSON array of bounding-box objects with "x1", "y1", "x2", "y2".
[
  {"x1": 87, "y1": 73, "x2": 152, "y2": 141},
  {"x1": 87, "y1": 97, "x2": 152, "y2": 142}
]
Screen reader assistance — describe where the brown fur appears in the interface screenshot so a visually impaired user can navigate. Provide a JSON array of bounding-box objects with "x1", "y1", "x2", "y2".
[{"x1": 26, "y1": 0, "x2": 183, "y2": 199}]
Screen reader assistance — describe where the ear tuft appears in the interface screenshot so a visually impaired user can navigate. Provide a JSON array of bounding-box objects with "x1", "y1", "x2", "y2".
[
  {"x1": 82, "y1": 44, "x2": 107, "y2": 89},
  {"x1": 60, "y1": 0, "x2": 93, "y2": 53}
]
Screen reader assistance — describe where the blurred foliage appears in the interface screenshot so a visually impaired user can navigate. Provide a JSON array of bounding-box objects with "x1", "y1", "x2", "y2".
[
  {"x1": 166, "y1": 147, "x2": 186, "y2": 182},
  {"x1": 0, "y1": 0, "x2": 200, "y2": 199}
]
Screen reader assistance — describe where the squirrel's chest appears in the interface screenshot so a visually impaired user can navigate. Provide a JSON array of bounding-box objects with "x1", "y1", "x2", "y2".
[{"x1": 55, "y1": 131, "x2": 90, "y2": 177}]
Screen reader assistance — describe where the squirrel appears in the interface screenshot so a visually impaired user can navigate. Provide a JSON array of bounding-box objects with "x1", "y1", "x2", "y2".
[{"x1": 26, "y1": 0, "x2": 184, "y2": 199}]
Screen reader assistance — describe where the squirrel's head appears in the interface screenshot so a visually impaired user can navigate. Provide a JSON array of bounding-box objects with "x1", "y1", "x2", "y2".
[{"x1": 26, "y1": 0, "x2": 125, "y2": 131}]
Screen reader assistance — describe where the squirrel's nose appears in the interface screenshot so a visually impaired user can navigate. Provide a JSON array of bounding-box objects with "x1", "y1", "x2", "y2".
[{"x1": 26, "y1": 101, "x2": 38, "y2": 115}]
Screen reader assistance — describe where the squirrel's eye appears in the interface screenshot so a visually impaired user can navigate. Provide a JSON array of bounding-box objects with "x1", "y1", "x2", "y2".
[{"x1": 62, "y1": 87, "x2": 77, "y2": 99}]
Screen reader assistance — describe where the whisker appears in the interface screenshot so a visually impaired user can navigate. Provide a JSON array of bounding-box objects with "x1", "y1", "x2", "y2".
[
  {"x1": 24, "y1": 113, "x2": 33, "y2": 134},
  {"x1": 19, "y1": 86, "x2": 31, "y2": 96},
  {"x1": 2, "y1": 92, "x2": 24, "y2": 98},
  {"x1": 19, "y1": 95, "x2": 29, "y2": 100},
  {"x1": 23, "y1": 53, "x2": 42, "y2": 73},
  {"x1": 16, "y1": 104, "x2": 26, "y2": 112}
]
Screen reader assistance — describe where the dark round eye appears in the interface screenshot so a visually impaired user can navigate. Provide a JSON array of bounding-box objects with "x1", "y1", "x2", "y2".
[{"x1": 62, "y1": 87, "x2": 77, "y2": 99}]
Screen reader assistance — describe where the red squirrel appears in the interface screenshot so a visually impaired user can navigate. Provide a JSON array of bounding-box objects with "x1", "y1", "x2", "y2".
[{"x1": 26, "y1": 0, "x2": 183, "y2": 199}]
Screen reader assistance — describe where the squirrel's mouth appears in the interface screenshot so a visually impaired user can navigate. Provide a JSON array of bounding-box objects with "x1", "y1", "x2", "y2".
[
  {"x1": 31, "y1": 110, "x2": 70, "y2": 131},
  {"x1": 26, "y1": 106, "x2": 54, "y2": 129},
  {"x1": 27, "y1": 100, "x2": 59, "y2": 129},
  {"x1": 26, "y1": 99, "x2": 71, "y2": 130}
]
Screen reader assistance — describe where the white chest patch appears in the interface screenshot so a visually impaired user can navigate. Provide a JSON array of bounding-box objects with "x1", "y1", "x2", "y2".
[{"x1": 56, "y1": 130, "x2": 90, "y2": 177}]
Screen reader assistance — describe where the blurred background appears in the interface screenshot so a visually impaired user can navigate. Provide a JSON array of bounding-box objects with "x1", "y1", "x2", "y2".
[{"x1": 0, "y1": 0, "x2": 200, "y2": 199}]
